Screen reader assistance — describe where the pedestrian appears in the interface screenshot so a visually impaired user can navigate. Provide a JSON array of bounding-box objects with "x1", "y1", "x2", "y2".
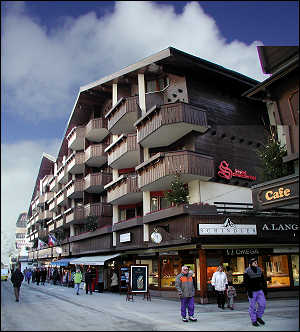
[
  {"x1": 225, "y1": 266, "x2": 233, "y2": 285},
  {"x1": 35, "y1": 268, "x2": 41, "y2": 285},
  {"x1": 110, "y1": 269, "x2": 119, "y2": 292},
  {"x1": 211, "y1": 264, "x2": 228, "y2": 310},
  {"x1": 73, "y1": 268, "x2": 82, "y2": 295},
  {"x1": 226, "y1": 283, "x2": 237, "y2": 310},
  {"x1": 53, "y1": 268, "x2": 59, "y2": 285},
  {"x1": 244, "y1": 258, "x2": 267, "y2": 327},
  {"x1": 32, "y1": 269, "x2": 36, "y2": 283},
  {"x1": 25, "y1": 269, "x2": 32, "y2": 284},
  {"x1": 10, "y1": 265, "x2": 24, "y2": 302},
  {"x1": 175, "y1": 265, "x2": 197, "y2": 322},
  {"x1": 85, "y1": 268, "x2": 93, "y2": 295},
  {"x1": 41, "y1": 268, "x2": 47, "y2": 285}
]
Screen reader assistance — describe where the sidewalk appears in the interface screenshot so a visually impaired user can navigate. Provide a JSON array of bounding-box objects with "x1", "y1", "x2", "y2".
[{"x1": 24, "y1": 282, "x2": 299, "y2": 331}]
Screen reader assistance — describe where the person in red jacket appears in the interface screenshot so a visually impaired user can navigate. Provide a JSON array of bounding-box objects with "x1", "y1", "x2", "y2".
[{"x1": 175, "y1": 266, "x2": 197, "y2": 322}]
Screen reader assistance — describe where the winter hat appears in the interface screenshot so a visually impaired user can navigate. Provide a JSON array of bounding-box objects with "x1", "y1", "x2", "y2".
[{"x1": 249, "y1": 258, "x2": 257, "y2": 264}]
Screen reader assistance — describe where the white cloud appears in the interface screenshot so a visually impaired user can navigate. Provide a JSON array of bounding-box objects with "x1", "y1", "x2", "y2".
[
  {"x1": 2, "y1": 1, "x2": 267, "y2": 123},
  {"x1": 1, "y1": 139, "x2": 60, "y2": 264}
]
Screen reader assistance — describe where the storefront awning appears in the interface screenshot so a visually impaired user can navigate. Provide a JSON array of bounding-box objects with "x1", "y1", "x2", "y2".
[
  {"x1": 69, "y1": 254, "x2": 121, "y2": 266},
  {"x1": 50, "y1": 258, "x2": 76, "y2": 266}
]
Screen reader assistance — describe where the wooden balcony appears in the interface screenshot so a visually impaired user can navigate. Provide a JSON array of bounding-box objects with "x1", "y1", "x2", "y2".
[
  {"x1": 48, "y1": 197, "x2": 59, "y2": 213},
  {"x1": 105, "y1": 133, "x2": 139, "y2": 169},
  {"x1": 105, "y1": 96, "x2": 140, "y2": 135},
  {"x1": 48, "y1": 221, "x2": 55, "y2": 232},
  {"x1": 67, "y1": 126, "x2": 85, "y2": 151},
  {"x1": 84, "y1": 202, "x2": 113, "y2": 218},
  {"x1": 104, "y1": 174, "x2": 142, "y2": 205},
  {"x1": 49, "y1": 176, "x2": 59, "y2": 192},
  {"x1": 31, "y1": 197, "x2": 38, "y2": 212},
  {"x1": 55, "y1": 188, "x2": 67, "y2": 207},
  {"x1": 44, "y1": 191, "x2": 54, "y2": 202},
  {"x1": 64, "y1": 206, "x2": 85, "y2": 225},
  {"x1": 57, "y1": 164, "x2": 68, "y2": 184},
  {"x1": 84, "y1": 172, "x2": 112, "y2": 193},
  {"x1": 85, "y1": 117, "x2": 109, "y2": 142},
  {"x1": 135, "y1": 150, "x2": 215, "y2": 191},
  {"x1": 37, "y1": 194, "x2": 45, "y2": 207},
  {"x1": 66, "y1": 152, "x2": 85, "y2": 174},
  {"x1": 135, "y1": 102, "x2": 209, "y2": 148},
  {"x1": 85, "y1": 143, "x2": 107, "y2": 167},
  {"x1": 54, "y1": 214, "x2": 65, "y2": 230},
  {"x1": 43, "y1": 210, "x2": 53, "y2": 221},
  {"x1": 38, "y1": 228, "x2": 48, "y2": 239},
  {"x1": 66, "y1": 179, "x2": 84, "y2": 199}
]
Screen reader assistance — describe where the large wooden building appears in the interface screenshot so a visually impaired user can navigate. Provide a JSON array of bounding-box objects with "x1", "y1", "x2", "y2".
[{"x1": 26, "y1": 47, "x2": 298, "y2": 301}]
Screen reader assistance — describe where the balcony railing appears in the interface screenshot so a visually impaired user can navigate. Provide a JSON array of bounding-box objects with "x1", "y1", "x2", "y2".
[
  {"x1": 84, "y1": 202, "x2": 112, "y2": 218},
  {"x1": 49, "y1": 176, "x2": 59, "y2": 192},
  {"x1": 44, "y1": 191, "x2": 54, "y2": 202},
  {"x1": 135, "y1": 150, "x2": 214, "y2": 191},
  {"x1": 38, "y1": 228, "x2": 48, "y2": 239},
  {"x1": 57, "y1": 165, "x2": 68, "y2": 184},
  {"x1": 84, "y1": 172, "x2": 112, "y2": 193},
  {"x1": 66, "y1": 152, "x2": 85, "y2": 174},
  {"x1": 48, "y1": 197, "x2": 58, "y2": 213},
  {"x1": 37, "y1": 194, "x2": 45, "y2": 207},
  {"x1": 105, "y1": 96, "x2": 140, "y2": 134},
  {"x1": 55, "y1": 188, "x2": 67, "y2": 207},
  {"x1": 55, "y1": 214, "x2": 64, "y2": 229},
  {"x1": 66, "y1": 179, "x2": 84, "y2": 199},
  {"x1": 43, "y1": 210, "x2": 53, "y2": 220},
  {"x1": 105, "y1": 133, "x2": 139, "y2": 169},
  {"x1": 67, "y1": 126, "x2": 85, "y2": 151},
  {"x1": 65, "y1": 206, "x2": 85, "y2": 225},
  {"x1": 105, "y1": 174, "x2": 142, "y2": 205},
  {"x1": 85, "y1": 118, "x2": 109, "y2": 142},
  {"x1": 48, "y1": 221, "x2": 55, "y2": 232},
  {"x1": 85, "y1": 143, "x2": 107, "y2": 167},
  {"x1": 135, "y1": 102, "x2": 209, "y2": 148}
]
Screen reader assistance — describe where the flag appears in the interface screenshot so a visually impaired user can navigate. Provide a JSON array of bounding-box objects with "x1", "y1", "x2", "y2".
[
  {"x1": 48, "y1": 234, "x2": 57, "y2": 247},
  {"x1": 38, "y1": 238, "x2": 47, "y2": 250}
]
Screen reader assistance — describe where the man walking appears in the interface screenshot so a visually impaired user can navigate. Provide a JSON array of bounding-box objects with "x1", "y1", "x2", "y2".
[
  {"x1": 73, "y1": 268, "x2": 82, "y2": 295},
  {"x1": 85, "y1": 268, "x2": 93, "y2": 295},
  {"x1": 244, "y1": 258, "x2": 267, "y2": 327},
  {"x1": 175, "y1": 265, "x2": 197, "y2": 322},
  {"x1": 11, "y1": 265, "x2": 24, "y2": 302}
]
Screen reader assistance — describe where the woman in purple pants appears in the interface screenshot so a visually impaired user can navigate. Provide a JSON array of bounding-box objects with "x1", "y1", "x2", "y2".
[{"x1": 244, "y1": 258, "x2": 268, "y2": 327}]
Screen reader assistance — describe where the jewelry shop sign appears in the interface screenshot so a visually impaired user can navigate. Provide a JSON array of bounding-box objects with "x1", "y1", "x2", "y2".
[{"x1": 198, "y1": 218, "x2": 257, "y2": 235}]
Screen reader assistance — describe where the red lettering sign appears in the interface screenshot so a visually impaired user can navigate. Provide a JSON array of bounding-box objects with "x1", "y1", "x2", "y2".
[{"x1": 218, "y1": 161, "x2": 256, "y2": 181}]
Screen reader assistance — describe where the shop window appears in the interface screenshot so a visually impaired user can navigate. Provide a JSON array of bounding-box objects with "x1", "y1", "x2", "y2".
[
  {"x1": 137, "y1": 259, "x2": 159, "y2": 288},
  {"x1": 160, "y1": 256, "x2": 182, "y2": 288},
  {"x1": 266, "y1": 255, "x2": 290, "y2": 288},
  {"x1": 291, "y1": 255, "x2": 299, "y2": 286},
  {"x1": 224, "y1": 257, "x2": 245, "y2": 285}
]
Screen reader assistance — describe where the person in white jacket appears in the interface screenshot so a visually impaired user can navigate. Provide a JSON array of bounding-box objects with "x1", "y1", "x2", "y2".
[{"x1": 211, "y1": 265, "x2": 228, "y2": 309}]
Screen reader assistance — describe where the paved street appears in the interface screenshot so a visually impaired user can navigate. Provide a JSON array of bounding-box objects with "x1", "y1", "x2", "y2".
[{"x1": 1, "y1": 280, "x2": 299, "y2": 331}]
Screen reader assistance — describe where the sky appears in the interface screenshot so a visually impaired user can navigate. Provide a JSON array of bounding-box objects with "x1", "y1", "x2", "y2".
[{"x1": 1, "y1": 1, "x2": 299, "y2": 264}]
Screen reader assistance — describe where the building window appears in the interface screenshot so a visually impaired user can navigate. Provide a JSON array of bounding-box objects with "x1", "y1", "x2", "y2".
[
  {"x1": 291, "y1": 254, "x2": 299, "y2": 286},
  {"x1": 146, "y1": 77, "x2": 169, "y2": 93},
  {"x1": 160, "y1": 256, "x2": 182, "y2": 288},
  {"x1": 150, "y1": 193, "x2": 171, "y2": 212},
  {"x1": 223, "y1": 256, "x2": 246, "y2": 285},
  {"x1": 266, "y1": 255, "x2": 290, "y2": 288}
]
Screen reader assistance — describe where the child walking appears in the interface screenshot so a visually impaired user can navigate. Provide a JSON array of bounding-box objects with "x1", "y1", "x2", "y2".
[{"x1": 227, "y1": 283, "x2": 237, "y2": 310}]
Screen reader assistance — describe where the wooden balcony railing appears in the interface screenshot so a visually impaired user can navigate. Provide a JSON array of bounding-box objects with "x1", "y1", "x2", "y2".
[
  {"x1": 66, "y1": 179, "x2": 84, "y2": 199},
  {"x1": 105, "y1": 175, "x2": 142, "y2": 205},
  {"x1": 85, "y1": 143, "x2": 107, "y2": 167},
  {"x1": 135, "y1": 102, "x2": 208, "y2": 148},
  {"x1": 66, "y1": 152, "x2": 85, "y2": 174},
  {"x1": 105, "y1": 96, "x2": 139, "y2": 134},
  {"x1": 136, "y1": 150, "x2": 214, "y2": 191},
  {"x1": 84, "y1": 172, "x2": 112, "y2": 193},
  {"x1": 49, "y1": 175, "x2": 58, "y2": 192},
  {"x1": 85, "y1": 118, "x2": 109, "y2": 142},
  {"x1": 57, "y1": 165, "x2": 68, "y2": 184},
  {"x1": 55, "y1": 188, "x2": 67, "y2": 207},
  {"x1": 84, "y1": 202, "x2": 113, "y2": 218},
  {"x1": 67, "y1": 126, "x2": 85, "y2": 151},
  {"x1": 106, "y1": 133, "x2": 139, "y2": 168},
  {"x1": 65, "y1": 206, "x2": 85, "y2": 224}
]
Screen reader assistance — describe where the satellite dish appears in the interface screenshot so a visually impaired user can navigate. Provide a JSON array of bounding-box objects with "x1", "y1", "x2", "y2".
[{"x1": 56, "y1": 247, "x2": 62, "y2": 254}]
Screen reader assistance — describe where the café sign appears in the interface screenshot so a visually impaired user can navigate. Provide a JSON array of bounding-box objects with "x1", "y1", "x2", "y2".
[{"x1": 198, "y1": 218, "x2": 257, "y2": 235}]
